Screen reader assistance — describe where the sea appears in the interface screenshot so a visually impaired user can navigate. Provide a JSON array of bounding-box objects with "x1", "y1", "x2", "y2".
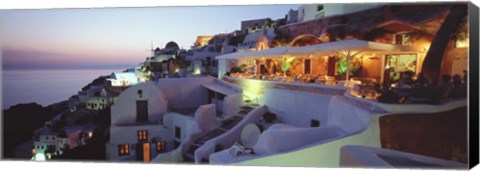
[{"x1": 1, "y1": 69, "x2": 125, "y2": 110}]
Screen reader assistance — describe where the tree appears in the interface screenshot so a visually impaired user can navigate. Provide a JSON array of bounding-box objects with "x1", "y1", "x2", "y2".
[{"x1": 421, "y1": 4, "x2": 467, "y2": 86}]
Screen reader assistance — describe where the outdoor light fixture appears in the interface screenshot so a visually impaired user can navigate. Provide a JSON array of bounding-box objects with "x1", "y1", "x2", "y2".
[{"x1": 33, "y1": 153, "x2": 46, "y2": 161}]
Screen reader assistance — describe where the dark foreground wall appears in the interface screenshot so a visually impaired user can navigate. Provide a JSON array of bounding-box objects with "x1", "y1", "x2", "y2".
[{"x1": 379, "y1": 106, "x2": 468, "y2": 163}]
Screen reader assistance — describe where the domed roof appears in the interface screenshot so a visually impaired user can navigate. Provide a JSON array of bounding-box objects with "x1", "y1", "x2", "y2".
[{"x1": 165, "y1": 41, "x2": 179, "y2": 50}]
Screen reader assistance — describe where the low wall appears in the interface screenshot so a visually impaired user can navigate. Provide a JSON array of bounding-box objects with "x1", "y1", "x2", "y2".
[
  {"x1": 224, "y1": 76, "x2": 348, "y2": 127},
  {"x1": 344, "y1": 91, "x2": 468, "y2": 113}
]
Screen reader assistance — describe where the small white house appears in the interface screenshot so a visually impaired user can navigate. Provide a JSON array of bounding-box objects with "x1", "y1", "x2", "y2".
[
  {"x1": 107, "y1": 72, "x2": 139, "y2": 87},
  {"x1": 85, "y1": 96, "x2": 111, "y2": 110},
  {"x1": 106, "y1": 77, "x2": 243, "y2": 162}
]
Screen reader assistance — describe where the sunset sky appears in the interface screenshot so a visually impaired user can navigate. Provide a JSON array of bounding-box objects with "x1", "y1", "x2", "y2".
[{"x1": 1, "y1": 4, "x2": 299, "y2": 69}]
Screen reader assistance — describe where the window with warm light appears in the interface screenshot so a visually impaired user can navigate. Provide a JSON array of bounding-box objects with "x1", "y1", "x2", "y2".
[
  {"x1": 304, "y1": 59, "x2": 311, "y2": 74},
  {"x1": 455, "y1": 38, "x2": 469, "y2": 48},
  {"x1": 138, "y1": 130, "x2": 148, "y2": 141},
  {"x1": 394, "y1": 32, "x2": 412, "y2": 46},
  {"x1": 156, "y1": 141, "x2": 166, "y2": 153},
  {"x1": 118, "y1": 144, "x2": 129, "y2": 156}
]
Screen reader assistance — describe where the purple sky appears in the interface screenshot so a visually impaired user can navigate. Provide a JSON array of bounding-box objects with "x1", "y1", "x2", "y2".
[{"x1": 1, "y1": 4, "x2": 300, "y2": 69}]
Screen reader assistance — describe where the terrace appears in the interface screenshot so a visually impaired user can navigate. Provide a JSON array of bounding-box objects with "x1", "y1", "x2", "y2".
[{"x1": 217, "y1": 39, "x2": 422, "y2": 103}]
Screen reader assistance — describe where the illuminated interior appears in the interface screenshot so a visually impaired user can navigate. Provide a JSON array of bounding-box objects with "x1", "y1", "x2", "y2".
[
  {"x1": 138, "y1": 130, "x2": 148, "y2": 141},
  {"x1": 385, "y1": 54, "x2": 418, "y2": 82},
  {"x1": 119, "y1": 144, "x2": 129, "y2": 156},
  {"x1": 143, "y1": 143, "x2": 150, "y2": 162}
]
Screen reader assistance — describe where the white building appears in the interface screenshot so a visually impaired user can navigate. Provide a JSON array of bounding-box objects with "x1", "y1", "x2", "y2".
[
  {"x1": 85, "y1": 96, "x2": 112, "y2": 111},
  {"x1": 107, "y1": 72, "x2": 140, "y2": 87},
  {"x1": 286, "y1": 9, "x2": 299, "y2": 24},
  {"x1": 106, "y1": 76, "x2": 243, "y2": 162},
  {"x1": 237, "y1": 29, "x2": 275, "y2": 52},
  {"x1": 323, "y1": 3, "x2": 383, "y2": 17},
  {"x1": 297, "y1": 3, "x2": 383, "y2": 22},
  {"x1": 32, "y1": 125, "x2": 95, "y2": 160},
  {"x1": 186, "y1": 51, "x2": 220, "y2": 75}
]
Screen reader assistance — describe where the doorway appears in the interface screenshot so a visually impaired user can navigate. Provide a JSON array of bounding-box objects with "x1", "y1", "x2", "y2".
[{"x1": 136, "y1": 143, "x2": 150, "y2": 162}]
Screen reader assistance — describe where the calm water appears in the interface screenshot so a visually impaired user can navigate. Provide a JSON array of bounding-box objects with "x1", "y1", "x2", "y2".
[{"x1": 1, "y1": 69, "x2": 123, "y2": 109}]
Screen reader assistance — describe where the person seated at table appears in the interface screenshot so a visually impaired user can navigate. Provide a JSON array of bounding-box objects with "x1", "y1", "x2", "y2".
[
  {"x1": 377, "y1": 90, "x2": 400, "y2": 103},
  {"x1": 396, "y1": 71, "x2": 414, "y2": 88},
  {"x1": 408, "y1": 73, "x2": 432, "y2": 102},
  {"x1": 429, "y1": 74, "x2": 453, "y2": 104},
  {"x1": 449, "y1": 74, "x2": 467, "y2": 98},
  {"x1": 260, "y1": 65, "x2": 269, "y2": 75},
  {"x1": 413, "y1": 73, "x2": 429, "y2": 88}
]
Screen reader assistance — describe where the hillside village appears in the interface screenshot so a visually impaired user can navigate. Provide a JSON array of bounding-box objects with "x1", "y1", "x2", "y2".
[{"x1": 4, "y1": 2, "x2": 471, "y2": 168}]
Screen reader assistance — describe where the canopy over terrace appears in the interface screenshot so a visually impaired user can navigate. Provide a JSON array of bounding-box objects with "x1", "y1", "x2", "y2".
[
  {"x1": 217, "y1": 39, "x2": 418, "y2": 60},
  {"x1": 216, "y1": 39, "x2": 419, "y2": 82}
]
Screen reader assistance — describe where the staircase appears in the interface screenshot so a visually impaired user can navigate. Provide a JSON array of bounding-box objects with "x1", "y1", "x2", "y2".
[{"x1": 182, "y1": 106, "x2": 254, "y2": 163}]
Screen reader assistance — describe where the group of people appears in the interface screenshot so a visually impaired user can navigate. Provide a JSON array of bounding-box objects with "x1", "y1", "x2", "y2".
[
  {"x1": 395, "y1": 71, "x2": 432, "y2": 89},
  {"x1": 431, "y1": 72, "x2": 467, "y2": 101},
  {"x1": 378, "y1": 70, "x2": 467, "y2": 104}
]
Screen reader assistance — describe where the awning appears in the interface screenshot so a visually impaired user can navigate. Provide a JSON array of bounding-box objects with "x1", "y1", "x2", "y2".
[
  {"x1": 288, "y1": 39, "x2": 418, "y2": 56},
  {"x1": 217, "y1": 39, "x2": 418, "y2": 60},
  {"x1": 247, "y1": 46, "x2": 290, "y2": 58}
]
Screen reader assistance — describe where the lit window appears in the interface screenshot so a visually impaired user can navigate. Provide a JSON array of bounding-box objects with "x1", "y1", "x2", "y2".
[
  {"x1": 138, "y1": 130, "x2": 148, "y2": 141},
  {"x1": 118, "y1": 144, "x2": 129, "y2": 156},
  {"x1": 455, "y1": 38, "x2": 469, "y2": 48},
  {"x1": 156, "y1": 141, "x2": 166, "y2": 153},
  {"x1": 394, "y1": 33, "x2": 412, "y2": 46}
]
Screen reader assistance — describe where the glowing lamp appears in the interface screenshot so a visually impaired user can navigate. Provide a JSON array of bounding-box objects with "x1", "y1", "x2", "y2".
[
  {"x1": 34, "y1": 153, "x2": 46, "y2": 161},
  {"x1": 193, "y1": 68, "x2": 201, "y2": 75}
]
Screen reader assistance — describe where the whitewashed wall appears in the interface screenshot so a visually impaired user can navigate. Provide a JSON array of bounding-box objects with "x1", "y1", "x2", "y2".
[
  {"x1": 156, "y1": 77, "x2": 214, "y2": 110},
  {"x1": 111, "y1": 82, "x2": 168, "y2": 126},
  {"x1": 107, "y1": 125, "x2": 170, "y2": 161},
  {"x1": 260, "y1": 88, "x2": 332, "y2": 127},
  {"x1": 326, "y1": 96, "x2": 372, "y2": 133},
  {"x1": 217, "y1": 59, "x2": 227, "y2": 79},
  {"x1": 163, "y1": 113, "x2": 200, "y2": 142}
]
